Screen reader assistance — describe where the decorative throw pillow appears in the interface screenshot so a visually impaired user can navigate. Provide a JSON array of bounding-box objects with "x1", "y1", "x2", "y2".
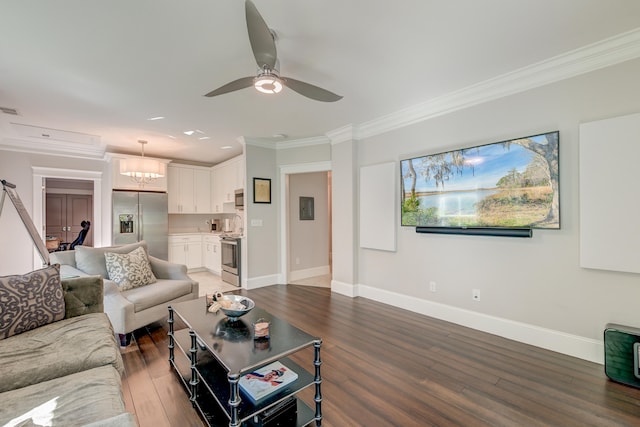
[
  {"x1": 0, "y1": 264, "x2": 65, "y2": 339},
  {"x1": 75, "y1": 241, "x2": 148, "y2": 279},
  {"x1": 105, "y1": 246, "x2": 157, "y2": 291}
]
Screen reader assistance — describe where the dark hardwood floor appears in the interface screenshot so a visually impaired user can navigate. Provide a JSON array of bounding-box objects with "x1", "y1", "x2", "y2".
[{"x1": 121, "y1": 285, "x2": 640, "y2": 427}]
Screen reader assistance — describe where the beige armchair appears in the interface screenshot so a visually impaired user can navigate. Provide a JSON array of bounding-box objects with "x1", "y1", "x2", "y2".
[{"x1": 50, "y1": 241, "x2": 198, "y2": 342}]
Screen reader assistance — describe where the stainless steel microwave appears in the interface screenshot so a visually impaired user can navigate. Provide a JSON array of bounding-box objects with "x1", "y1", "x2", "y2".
[{"x1": 234, "y1": 189, "x2": 244, "y2": 209}]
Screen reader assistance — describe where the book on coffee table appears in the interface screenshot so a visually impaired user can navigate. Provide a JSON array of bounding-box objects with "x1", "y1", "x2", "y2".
[{"x1": 239, "y1": 361, "x2": 298, "y2": 403}]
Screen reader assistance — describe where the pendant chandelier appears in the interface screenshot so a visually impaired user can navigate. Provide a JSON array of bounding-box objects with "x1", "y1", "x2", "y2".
[{"x1": 119, "y1": 140, "x2": 165, "y2": 186}]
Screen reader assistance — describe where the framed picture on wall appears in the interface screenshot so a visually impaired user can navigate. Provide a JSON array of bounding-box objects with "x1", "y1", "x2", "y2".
[{"x1": 253, "y1": 178, "x2": 271, "y2": 204}]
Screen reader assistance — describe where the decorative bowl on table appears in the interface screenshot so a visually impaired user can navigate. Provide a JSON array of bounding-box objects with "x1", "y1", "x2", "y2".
[{"x1": 219, "y1": 295, "x2": 255, "y2": 321}]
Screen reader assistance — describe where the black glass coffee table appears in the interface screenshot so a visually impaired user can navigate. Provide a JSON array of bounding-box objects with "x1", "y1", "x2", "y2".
[{"x1": 168, "y1": 297, "x2": 322, "y2": 427}]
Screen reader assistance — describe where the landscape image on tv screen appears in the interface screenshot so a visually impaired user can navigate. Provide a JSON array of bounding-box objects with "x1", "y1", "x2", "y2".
[{"x1": 400, "y1": 131, "x2": 559, "y2": 229}]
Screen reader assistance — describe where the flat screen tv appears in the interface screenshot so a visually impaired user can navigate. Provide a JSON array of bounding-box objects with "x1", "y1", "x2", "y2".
[{"x1": 400, "y1": 131, "x2": 559, "y2": 233}]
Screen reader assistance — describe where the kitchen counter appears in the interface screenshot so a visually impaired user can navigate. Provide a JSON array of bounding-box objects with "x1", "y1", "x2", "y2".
[
  {"x1": 168, "y1": 231, "x2": 243, "y2": 238},
  {"x1": 169, "y1": 231, "x2": 223, "y2": 236}
]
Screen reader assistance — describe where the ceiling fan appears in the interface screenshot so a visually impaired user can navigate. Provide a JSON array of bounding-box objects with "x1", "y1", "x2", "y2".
[{"x1": 204, "y1": 0, "x2": 342, "y2": 102}]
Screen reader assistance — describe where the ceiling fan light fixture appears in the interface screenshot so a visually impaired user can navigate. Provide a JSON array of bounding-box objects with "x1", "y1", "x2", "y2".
[{"x1": 254, "y1": 75, "x2": 283, "y2": 94}]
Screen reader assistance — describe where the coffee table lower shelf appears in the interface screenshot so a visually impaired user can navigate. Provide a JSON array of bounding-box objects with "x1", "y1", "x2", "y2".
[{"x1": 171, "y1": 351, "x2": 316, "y2": 427}]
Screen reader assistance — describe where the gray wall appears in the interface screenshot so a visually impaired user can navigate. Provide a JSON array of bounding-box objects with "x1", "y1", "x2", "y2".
[
  {"x1": 277, "y1": 143, "x2": 331, "y2": 166},
  {"x1": 244, "y1": 144, "x2": 279, "y2": 281},
  {"x1": 0, "y1": 150, "x2": 109, "y2": 274},
  {"x1": 349, "y1": 57, "x2": 640, "y2": 352}
]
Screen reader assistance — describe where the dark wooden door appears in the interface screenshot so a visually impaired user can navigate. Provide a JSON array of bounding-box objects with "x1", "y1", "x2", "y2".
[
  {"x1": 46, "y1": 194, "x2": 67, "y2": 241},
  {"x1": 45, "y1": 194, "x2": 92, "y2": 246}
]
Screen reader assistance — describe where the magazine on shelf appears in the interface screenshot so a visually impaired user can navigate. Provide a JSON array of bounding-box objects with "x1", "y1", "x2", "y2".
[{"x1": 239, "y1": 361, "x2": 298, "y2": 403}]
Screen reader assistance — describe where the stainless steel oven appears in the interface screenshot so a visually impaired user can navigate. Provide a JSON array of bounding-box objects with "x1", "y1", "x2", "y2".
[{"x1": 221, "y1": 236, "x2": 241, "y2": 286}]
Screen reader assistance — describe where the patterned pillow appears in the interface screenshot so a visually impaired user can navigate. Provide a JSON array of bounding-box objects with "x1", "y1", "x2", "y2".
[
  {"x1": 105, "y1": 246, "x2": 157, "y2": 291},
  {"x1": 0, "y1": 264, "x2": 65, "y2": 339}
]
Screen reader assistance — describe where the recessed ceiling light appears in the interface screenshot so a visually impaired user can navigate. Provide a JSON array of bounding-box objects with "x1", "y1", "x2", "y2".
[
  {"x1": 184, "y1": 130, "x2": 195, "y2": 136},
  {"x1": 147, "y1": 116, "x2": 165, "y2": 121},
  {"x1": 221, "y1": 145, "x2": 232, "y2": 150},
  {"x1": 199, "y1": 136, "x2": 210, "y2": 140},
  {"x1": 167, "y1": 135, "x2": 176, "y2": 139}
]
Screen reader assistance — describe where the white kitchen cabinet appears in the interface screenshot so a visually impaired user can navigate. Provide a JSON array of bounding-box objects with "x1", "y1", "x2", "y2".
[
  {"x1": 167, "y1": 166, "x2": 183, "y2": 213},
  {"x1": 211, "y1": 155, "x2": 244, "y2": 213},
  {"x1": 211, "y1": 164, "x2": 230, "y2": 213},
  {"x1": 193, "y1": 169, "x2": 211, "y2": 213},
  {"x1": 203, "y1": 234, "x2": 221, "y2": 274},
  {"x1": 231, "y1": 156, "x2": 244, "y2": 189},
  {"x1": 168, "y1": 165, "x2": 211, "y2": 213},
  {"x1": 210, "y1": 170, "x2": 221, "y2": 213},
  {"x1": 169, "y1": 235, "x2": 202, "y2": 270}
]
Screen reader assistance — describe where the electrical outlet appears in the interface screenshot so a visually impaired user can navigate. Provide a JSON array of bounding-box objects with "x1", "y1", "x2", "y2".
[
  {"x1": 295, "y1": 257, "x2": 300, "y2": 265},
  {"x1": 472, "y1": 289, "x2": 481, "y2": 301},
  {"x1": 429, "y1": 281, "x2": 437, "y2": 292}
]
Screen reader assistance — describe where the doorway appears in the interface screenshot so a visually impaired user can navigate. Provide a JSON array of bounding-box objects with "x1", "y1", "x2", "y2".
[
  {"x1": 32, "y1": 167, "x2": 102, "y2": 267},
  {"x1": 279, "y1": 161, "x2": 332, "y2": 287},
  {"x1": 45, "y1": 179, "x2": 94, "y2": 248}
]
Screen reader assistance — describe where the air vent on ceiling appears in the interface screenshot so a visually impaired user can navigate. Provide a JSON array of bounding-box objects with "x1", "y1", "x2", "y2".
[
  {"x1": 10, "y1": 123, "x2": 100, "y2": 145},
  {"x1": 0, "y1": 107, "x2": 19, "y2": 115}
]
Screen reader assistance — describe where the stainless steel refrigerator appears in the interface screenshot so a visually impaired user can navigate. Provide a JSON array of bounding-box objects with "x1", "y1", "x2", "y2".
[{"x1": 112, "y1": 191, "x2": 168, "y2": 260}]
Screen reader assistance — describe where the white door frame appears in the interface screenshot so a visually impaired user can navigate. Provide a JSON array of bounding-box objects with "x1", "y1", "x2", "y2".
[
  {"x1": 278, "y1": 161, "x2": 331, "y2": 284},
  {"x1": 32, "y1": 167, "x2": 103, "y2": 266}
]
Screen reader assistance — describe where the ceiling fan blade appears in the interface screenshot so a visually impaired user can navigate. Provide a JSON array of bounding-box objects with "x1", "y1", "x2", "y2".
[
  {"x1": 204, "y1": 76, "x2": 255, "y2": 97},
  {"x1": 282, "y1": 77, "x2": 343, "y2": 102},
  {"x1": 245, "y1": 0, "x2": 277, "y2": 69}
]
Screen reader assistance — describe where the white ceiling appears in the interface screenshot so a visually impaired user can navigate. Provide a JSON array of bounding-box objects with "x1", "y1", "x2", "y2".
[{"x1": 1, "y1": 1, "x2": 639, "y2": 165}]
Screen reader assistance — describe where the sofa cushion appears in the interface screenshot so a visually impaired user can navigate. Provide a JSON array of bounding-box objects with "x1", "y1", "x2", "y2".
[
  {"x1": 75, "y1": 241, "x2": 147, "y2": 278},
  {"x1": 105, "y1": 246, "x2": 157, "y2": 291},
  {"x1": 0, "y1": 264, "x2": 65, "y2": 339},
  {"x1": 0, "y1": 312, "x2": 123, "y2": 393},
  {"x1": 62, "y1": 275, "x2": 104, "y2": 318},
  {"x1": 123, "y1": 279, "x2": 194, "y2": 312},
  {"x1": 0, "y1": 365, "x2": 127, "y2": 427}
]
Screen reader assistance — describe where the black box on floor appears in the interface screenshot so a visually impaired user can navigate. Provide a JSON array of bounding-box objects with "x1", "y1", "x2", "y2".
[
  {"x1": 251, "y1": 396, "x2": 297, "y2": 427},
  {"x1": 604, "y1": 323, "x2": 640, "y2": 389}
]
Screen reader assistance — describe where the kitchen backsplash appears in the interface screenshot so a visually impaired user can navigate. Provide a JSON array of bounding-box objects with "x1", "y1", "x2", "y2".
[{"x1": 168, "y1": 213, "x2": 243, "y2": 233}]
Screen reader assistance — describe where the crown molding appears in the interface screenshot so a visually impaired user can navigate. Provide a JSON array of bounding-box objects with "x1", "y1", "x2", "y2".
[
  {"x1": 275, "y1": 135, "x2": 329, "y2": 149},
  {"x1": 340, "y1": 27, "x2": 640, "y2": 141},
  {"x1": 326, "y1": 124, "x2": 357, "y2": 144},
  {"x1": 243, "y1": 135, "x2": 329, "y2": 150},
  {"x1": 103, "y1": 152, "x2": 171, "y2": 163},
  {"x1": 242, "y1": 137, "x2": 275, "y2": 149}
]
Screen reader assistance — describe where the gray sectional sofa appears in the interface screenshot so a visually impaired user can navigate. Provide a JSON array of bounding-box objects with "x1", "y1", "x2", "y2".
[
  {"x1": 50, "y1": 241, "x2": 199, "y2": 337},
  {"x1": 0, "y1": 274, "x2": 137, "y2": 427}
]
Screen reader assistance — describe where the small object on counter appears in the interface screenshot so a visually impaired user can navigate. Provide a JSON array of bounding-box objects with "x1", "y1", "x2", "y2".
[
  {"x1": 208, "y1": 302, "x2": 221, "y2": 313},
  {"x1": 218, "y1": 295, "x2": 255, "y2": 320},
  {"x1": 253, "y1": 318, "x2": 270, "y2": 339},
  {"x1": 206, "y1": 291, "x2": 227, "y2": 313}
]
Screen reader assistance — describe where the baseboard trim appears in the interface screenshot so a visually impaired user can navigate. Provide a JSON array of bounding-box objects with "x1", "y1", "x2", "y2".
[
  {"x1": 245, "y1": 274, "x2": 280, "y2": 290},
  {"x1": 289, "y1": 265, "x2": 330, "y2": 282},
  {"x1": 331, "y1": 280, "x2": 358, "y2": 297},
  {"x1": 357, "y1": 284, "x2": 604, "y2": 364}
]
